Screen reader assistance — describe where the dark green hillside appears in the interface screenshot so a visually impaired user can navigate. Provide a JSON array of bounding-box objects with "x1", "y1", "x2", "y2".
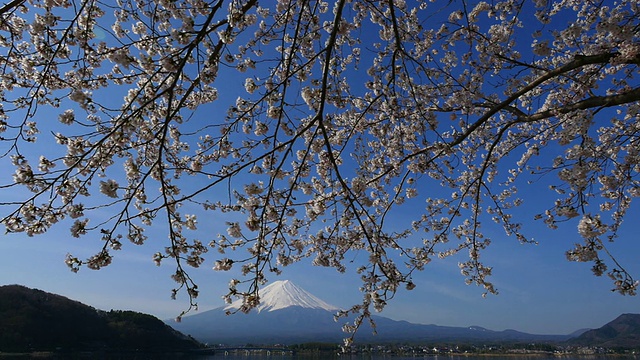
[
  {"x1": 569, "y1": 313, "x2": 640, "y2": 348},
  {"x1": 104, "y1": 309, "x2": 199, "y2": 350},
  {"x1": 0, "y1": 284, "x2": 201, "y2": 353}
]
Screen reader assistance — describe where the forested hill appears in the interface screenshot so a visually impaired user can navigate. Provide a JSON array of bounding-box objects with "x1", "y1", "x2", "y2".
[
  {"x1": 569, "y1": 314, "x2": 640, "y2": 348},
  {"x1": 0, "y1": 284, "x2": 201, "y2": 353}
]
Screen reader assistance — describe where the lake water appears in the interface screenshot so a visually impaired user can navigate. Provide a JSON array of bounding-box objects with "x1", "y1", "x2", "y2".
[
  {"x1": 3, "y1": 353, "x2": 629, "y2": 360},
  {"x1": 191, "y1": 355, "x2": 633, "y2": 360}
]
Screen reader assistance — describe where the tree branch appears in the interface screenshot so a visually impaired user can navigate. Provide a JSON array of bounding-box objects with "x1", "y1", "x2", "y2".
[
  {"x1": 0, "y1": 0, "x2": 24, "y2": 16},
  {"x1": 522, "y1": 87, "x2": 640, "y2": 123},
  {"x1": 450, "y1": 52, "x2": 639, "y2": 147}
]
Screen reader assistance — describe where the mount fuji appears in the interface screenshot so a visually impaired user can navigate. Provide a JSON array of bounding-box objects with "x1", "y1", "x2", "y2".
[
  {"x1": 224, "y1": 280, "x2": 339, "y2": 313},
  {"x1": 167, "y1": 280, "x2": 346, "y2": 344},
  {"x1": 166, "y1": 280, "x2": 574, "y2": 345}
]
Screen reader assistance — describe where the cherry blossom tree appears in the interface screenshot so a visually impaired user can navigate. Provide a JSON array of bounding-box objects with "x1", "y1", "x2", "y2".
[{"x1": 1, "y1": 0, "x2": 639, "y2": 340}]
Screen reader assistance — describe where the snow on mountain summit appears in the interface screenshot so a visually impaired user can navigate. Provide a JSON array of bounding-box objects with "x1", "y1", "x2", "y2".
[{"x1": 225, "y1": 280, "x2": 339, "y2": 313}]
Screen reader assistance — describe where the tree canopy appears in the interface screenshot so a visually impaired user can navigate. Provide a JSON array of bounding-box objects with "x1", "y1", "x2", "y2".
[{"x1": 0, "y1": 0, "x2": 639, "y2": 339}]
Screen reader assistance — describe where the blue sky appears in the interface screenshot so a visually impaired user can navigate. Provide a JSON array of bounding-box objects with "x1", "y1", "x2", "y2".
[
  {"x1": 0, "y1": 0, "x2": 639, "y2": 339},
  {"x1": 1, "y1": 198, "x2": 639, "y2": 335}
]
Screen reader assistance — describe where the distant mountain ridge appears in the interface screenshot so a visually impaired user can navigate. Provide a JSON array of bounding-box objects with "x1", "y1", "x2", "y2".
[
  {"x1": 167, "y1": 280, "x2": 575, "y2": 345},
  {"x1": 5, "y1": 282, "x2": 638, "y2": 350},
  {"x1": 0, "y1": 284, "x2": 201, "y2": 353},
  {"x1": 569, "y1": 313, "x2": 640, "y2": 348}
]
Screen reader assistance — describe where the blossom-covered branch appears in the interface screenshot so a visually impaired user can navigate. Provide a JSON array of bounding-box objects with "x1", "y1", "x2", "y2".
[{"x1": 0, "y1": 0, "x2": 638, "y2": 342}]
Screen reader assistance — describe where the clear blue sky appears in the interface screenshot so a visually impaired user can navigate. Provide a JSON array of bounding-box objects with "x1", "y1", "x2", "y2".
[{"x1": 0, "y1": 199, "x2": 638, "y2": 335}]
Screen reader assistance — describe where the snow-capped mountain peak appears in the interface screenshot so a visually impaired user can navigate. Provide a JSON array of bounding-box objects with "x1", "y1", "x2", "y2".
[{"x1": 224, "y1": 280, "x2": 339, "y2": 313}]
